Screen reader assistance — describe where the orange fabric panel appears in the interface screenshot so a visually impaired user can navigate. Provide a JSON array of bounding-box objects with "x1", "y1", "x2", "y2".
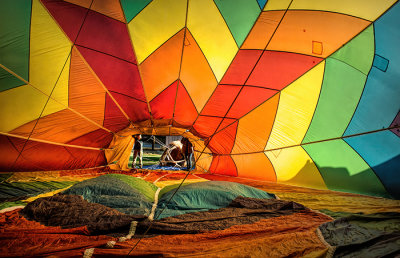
[
  {"x1": 209, "y1": 155, "x2": 237, "y2": 176},
  {"x1": 267, "y1": 10, "x2": 371, "y2": 57},
  {"x1": 72, "y1": 211, "x2": 331, "y2": 257},
  {"x1": 180, "y1": 29, "x2": 218, "y2": 112},
  {"x1": 173, "y1": 82, "x2": 198, "y2": 128},
  {"x1": 233, "y1": 152, "x2": 276, "y2": 181},
  {"x1": 0, "y1": 209, "x2": 112, "y2": 257},
  {"x1": 192, "y1": 117, "x2": 237, "y2": 140},
  {"x1": 140, "y1": 29, "x2": 184, "y2": 102},
  {"x1": 241, "y1": 11, "x2": 285, "y2": 50},
  {"x1": 65, "y1": 0, "x2": 125, "y2": 22},
  {"x1": 70, "y1": 47, "x2": 105, "y2": 126},
  {"x1": 207, "y1": 121, "x2": 238, "y2": 154},
  {"x1": 232, "y1": 94, "x2": 280, "y2": 154},
  {"x1": 10, "y1": 109, "x2": 100, "y2": 144}
]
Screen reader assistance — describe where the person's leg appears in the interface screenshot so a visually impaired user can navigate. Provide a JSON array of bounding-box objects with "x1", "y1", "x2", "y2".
[
  {"x1": 133, "y1": 150, "x2": 139, "y2": 168},
  {"x1": 139, "y1": 149, "x2": 143, "y2": 168},
  {"x1": 186, "y1": 153, "x2": 192, "y2": 171}
]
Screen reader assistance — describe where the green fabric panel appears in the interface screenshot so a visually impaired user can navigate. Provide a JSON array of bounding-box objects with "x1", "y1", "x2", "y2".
[
  {"x1": 319, "y1": 212, "x2": 400, "y2": 257},
  {"x1": 0, "y1": 173, "x2": 13, "y2": 182},
  {"x1": 303, "y1": 140, "x2": 389, "y2": 198},
  {"x1": 62, "y1": 175, "x2": 153, "y2": 216},
  {"x1": 106, "y1": 174, "x2": 157, "y2": 202},
  {"x1": 303, "y1": 58, "x2": 367, "y2": 143},
  {"x1": 0, "y1": 181, "x2": 77, "y2": 199},
  {"x1": 120, "y1": 0, "x2": 151, "y2": 23},
  {"x1": 0, "y1": 0, "x2": 31, "y2": 91},
  {"x1": 214, "y1": 0, "x2": 260, "y2": 47},
  {"x1": 0, "y1": 201, "x2": 26, "y2": 210},
  {"x1": 330, "y1": 25, "x2": 374, "y2": 75},
  {"x1": 159, "y1": 182, "x2": 193, "y2": 198},
  {"x1": 156, "y1": 181, "x2": 275, "y2": 219}
]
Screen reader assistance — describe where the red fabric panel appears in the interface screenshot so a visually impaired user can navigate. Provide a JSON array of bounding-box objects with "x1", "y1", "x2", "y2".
[
  {"x1": 42, "y1": 0, "x2": 136, "y2": 63},
  {"x1": 173, "y1": 82, "x2": 198, "y2": 128},
  {"x1": 227, "y1": 87, "x2": 278, "y2": 119},
  {"x1": 192, "y1": 116, "x2": 223, "y2": 138},
  {"x1": 77, "y1": 10, "x2": 136, "y2": 63},
  {"x1": 201, "y1": 85, "x2": 241, "y2": 117},
  {"x1": 77, "y1": 46, "x2": 145, "y2": 101},
  {"x1": 192, "y1": 117, "x2": 236, "y2": 139},
  {"x1": 41, "y1": 0, "x2": 86, "y2": 42},
  {"x1": 207, "y1": 121, "x2": 238, "y2": 154},
  {"x1": 209, "y1": 155, "x2": 237, "y2": 176},
  {"x1": 247, "y1": 51, "x2": 322, "y2": 90},
  {"x1": 110, "y1": 91, "x2": 150, "y2": 123},
  {"x1": 103, "y1": 94, "x2": 130, "y2": 132},
  {"x1": 149, "y1": 81, "x2": 177, "y2": 120},
  {"x1": 67, "y1": 129, "x2": 113, "y2": 148},
  {"x1": 0, "y1": 136, "x2": 24, "y2": 171},
  {"x1": 220, "y1": 50, "x2": 263, "y2": 85},
  {"x1": 3, "y1": 136, "x2": 104, "y2": 171}
]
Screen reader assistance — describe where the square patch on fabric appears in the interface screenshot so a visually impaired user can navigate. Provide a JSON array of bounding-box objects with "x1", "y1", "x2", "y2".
[
  {"x1": 372, "y1": 54, "x2": 389, "y2": 72},
  {"x1": 312, "y1": 41, "x2": 323, "y2": 55}
]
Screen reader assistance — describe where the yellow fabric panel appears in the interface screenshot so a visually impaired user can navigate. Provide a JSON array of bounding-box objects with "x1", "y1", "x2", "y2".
[
  {"x1": 279, "y1": 0, "x2": 395, "y2": 21},
  {"x1": 0, "y1": 86, "x2": 64, "y2": 132},
  {"x1": 233, "y1": 153, "x2": 276, "y2": 181},
  {"x1": 155, "y1": 179, "x2": 208, "y2": 188},
  {"x1": 23, "y1": 186, "x2": 72, "y2": 203},
  {"x1": 105, "y1": 134, "x2": 135, "y2": 170},
  {"x1": 30, "y1": 0, "x2": 71, "y2": 104},
  {"x1": 266, "y1": 61, "x2": 325, "y2": 150},
  {"x1": 263, "y1": 0, "x2": 292, "y2": 11},
  {"x1": 128, "y1": 0, "x2": 187, "y2": 64},
  {"x1": 139, "y1": 29, "x2": 183, "y2": 101},
  {"x1": 180, "y1": 30, "x2": 218, "y2": 112},
  {"x1": 265, "y1": 146, "x2": 327, "y2": 190},
  {"x1": 187, "y1": 0, "x2": 238, "y2": 82},
  {"x1": 232, "y1": 94, "x2": 280, "y2": 154}
]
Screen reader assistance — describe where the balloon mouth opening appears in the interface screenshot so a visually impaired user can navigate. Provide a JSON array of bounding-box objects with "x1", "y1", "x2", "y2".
[{"x1": 106, "y1": 120, "x2": 209, "y2": 172}]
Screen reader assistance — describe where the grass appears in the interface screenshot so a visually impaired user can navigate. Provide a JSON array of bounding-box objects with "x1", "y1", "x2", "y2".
[{"x1": 142, "y1": 152, "x2": 162, "y2": 166}]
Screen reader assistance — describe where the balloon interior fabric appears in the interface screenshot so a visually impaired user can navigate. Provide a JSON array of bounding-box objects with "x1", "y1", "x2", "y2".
[{"x1": 1, "y1": 0, "x2": 400, "y2": 257}]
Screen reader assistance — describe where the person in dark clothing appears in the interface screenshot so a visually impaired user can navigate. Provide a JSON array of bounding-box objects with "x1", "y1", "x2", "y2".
[
  {"x1": 132, "y1": 134, "x2": 143, "y2": 169},
  {"x1": 181, "y1": 137, "x2": 194, "y2": 171}
]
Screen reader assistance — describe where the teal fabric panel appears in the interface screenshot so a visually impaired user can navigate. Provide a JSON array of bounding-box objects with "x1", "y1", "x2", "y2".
[
  {"x1": 303, "y1": 140, "x2": 389, "y2": 198},
  {"x1": 214, "y1": 0, "x2": 260, "y2": 47},
  {"x1": 345, "y1": 131, "x2": 400, "y2": 199},
  {"x1": 345, "y1": 2, "x2": 400, "y2": 136},
  {"x1": 0, "y1": 0, "x2": 31, "y2": 91},
  {"x1": 155, "y1": 181, "x2": 275, "y2": 219},
  {"x1": 120, "y1": 0, "x2": 151, "y2": 23}
]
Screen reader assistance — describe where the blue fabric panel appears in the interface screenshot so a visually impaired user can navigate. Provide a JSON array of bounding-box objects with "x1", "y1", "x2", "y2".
[
  {"x1": 345, "y1": 131, "x2": 400, "y2": 199},
  {"x1": 257, "y1": 0, "x2": 268, "y2": 9},
  {"x1": 345, "y1": 3, "x2": 400, "y2": 136}
]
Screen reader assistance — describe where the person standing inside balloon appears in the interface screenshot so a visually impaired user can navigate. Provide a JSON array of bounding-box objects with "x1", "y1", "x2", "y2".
[
  {"x1": 181, "y1": 137, "x2": 194, "y2": 171},
  {"x1": 132, "y1": 134, "x2": 143, "y2": 169}
]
